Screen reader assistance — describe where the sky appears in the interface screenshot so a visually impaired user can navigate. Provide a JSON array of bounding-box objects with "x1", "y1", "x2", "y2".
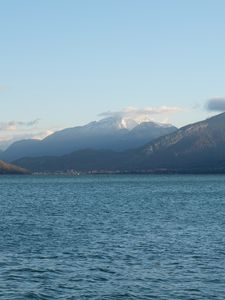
[{"x1": 1, "y1": 0, "x2": 225, "y2": 145}]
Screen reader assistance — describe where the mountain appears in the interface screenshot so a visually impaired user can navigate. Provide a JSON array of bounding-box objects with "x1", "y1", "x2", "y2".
[
  {"x1": 0, "y1": 140, "x2": 14, "y2": 151},
  {"x1": 13, "y1": 149, "x2": 126, "y2": 173},
  {"x1": 14, "y1": 113, "x2": 225, "y2": 173},
  {"x1": 0, "y1": 117, "x2": 177, "y2": 162},
  {"x1": 0, "y1": 160, "x2": 30, "y2": 175},
  {"x1": 133, "y1": 112, "x2": 225, "y2": 172}
]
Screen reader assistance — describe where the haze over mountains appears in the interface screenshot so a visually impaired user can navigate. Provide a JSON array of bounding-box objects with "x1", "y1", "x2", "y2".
[
  {"x1": 0, "y1": 116, "x2": 177, "y2": 162},
  {"x1": 13, "y1": 112, "x2": 225, "y2": 174}
]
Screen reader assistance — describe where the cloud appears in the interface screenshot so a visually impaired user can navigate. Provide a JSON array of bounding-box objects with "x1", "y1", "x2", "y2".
[
  {"x1": 0, "y1": 129, "x2": 53, "y2": 150},
  {"x1": 0, "y1": 119, "x2": 40, "y2": 131},
  {"x1": 32, "y1": 130, "x2": 54, "y2": 140},
  {"x1": 206, "y1": 98, "x2": 225, "y2": 112},
  {"x1": 99, "y1": 106, "x2": 184, "y2": 122}
]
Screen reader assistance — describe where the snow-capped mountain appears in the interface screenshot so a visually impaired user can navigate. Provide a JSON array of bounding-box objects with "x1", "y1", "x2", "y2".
[
  {"x1": 84, "y1": 117, "x2": 138, "y2": 131},
  {"x1": 78, "y1": 116, "x2": 173, "y2": 132},
  {"x1": 0, "y1": 116, "x2": 177, "y2": 162},
  {"x1": 14, "y1": 112, "x2": 225, "y2": 174}
]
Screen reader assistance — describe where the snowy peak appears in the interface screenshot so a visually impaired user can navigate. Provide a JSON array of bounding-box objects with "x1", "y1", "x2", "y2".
[
  {"x1": 84, "y1": 116, "x2": 174, "y2": 132},
  {"x1": 132, "y1": 121, "x2": 176, "y2": 131},
  {"x1": 120, "y1": 118, "x2": 138, "y2": 130},
  {"x1": 85, "y1": 117, "x2": 138, "y2": 131}
]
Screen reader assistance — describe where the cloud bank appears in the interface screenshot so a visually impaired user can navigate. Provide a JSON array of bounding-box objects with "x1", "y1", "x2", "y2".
[
  {"x1": 99, "y1": 106, "x2": 183, "y2": 122},
  {"x1": 0, "y1": 119, "x2": 40, "y2": 131},
  {"x1": 0, "y1": 129, "x2": 54, "y2": 150},
  {"x1": 0, "y1": 119, "x2": 47, "y2": 149},
  {"x1": 206, "y1": 98, "x2": 225, "y2": 112}
]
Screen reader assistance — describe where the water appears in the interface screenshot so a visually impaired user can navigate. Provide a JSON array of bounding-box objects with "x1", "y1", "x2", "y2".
[{"x1": 1, "y1": 175, "x2": 225, "y2": 299}]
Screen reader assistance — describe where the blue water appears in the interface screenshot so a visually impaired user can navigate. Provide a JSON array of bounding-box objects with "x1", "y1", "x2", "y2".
[{"x1": 1, "y1": 175, "x2": 225, "y2": 299}]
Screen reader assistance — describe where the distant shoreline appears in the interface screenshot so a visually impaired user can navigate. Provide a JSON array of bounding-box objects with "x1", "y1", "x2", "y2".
[{"x1": 30, "y1": 169, "x2": 225, "y2": 176}]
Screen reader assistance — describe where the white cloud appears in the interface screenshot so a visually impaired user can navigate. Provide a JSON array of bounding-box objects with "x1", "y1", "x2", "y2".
[
  {"x1": 0, "y1": 129, "x2": 53, "y2": 150},
  {"x1": 0, "y1": 119, "x2": 40, "y2": 132},
  {"x1": 99, "y1": 106, "x2": 184, "y2": 123},
  {"x1": 206, "y1": 98, "x2": 225, "y2": 112},
  {"x1": 32, "y1": 130, "x2": 54, "y2": 140},
  {"x1": 0, "y1": 119, "x2": 54, "y2": 150}
]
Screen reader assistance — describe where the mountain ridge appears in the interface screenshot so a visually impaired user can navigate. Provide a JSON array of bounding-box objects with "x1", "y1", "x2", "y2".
[
  {"x1": 14, "y1": 112, "x2": 225, "y2": 173},
  {"x1": 0, "y1": 117, "x2": 177, "y2": 162}
]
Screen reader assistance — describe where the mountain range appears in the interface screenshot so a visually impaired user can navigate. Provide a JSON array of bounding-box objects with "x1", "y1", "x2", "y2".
[
  {"x1": 0, "y1": 117, "x2": 177, "y2": 162},
  {"x1": 132, "y1": 112, "x2": 225, "y2": 172},
  {"x1": 13, "y1": 112, "x2": 225, "y2": 174}
]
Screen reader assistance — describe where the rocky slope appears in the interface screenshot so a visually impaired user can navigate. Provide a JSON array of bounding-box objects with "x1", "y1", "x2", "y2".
[
  {"x1": 131, "y1": 112, "x2": 225, "y2": 172},
  {"x1": 0, "y1": 160, "x2": 30, "y2": 175}
]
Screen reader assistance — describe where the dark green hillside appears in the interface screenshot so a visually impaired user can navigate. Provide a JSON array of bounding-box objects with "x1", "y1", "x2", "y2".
[{"x1": 14, "y1": 149, "x2": 128, "y2": 173}]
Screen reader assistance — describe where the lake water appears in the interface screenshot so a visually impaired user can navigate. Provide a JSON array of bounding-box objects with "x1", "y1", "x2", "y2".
[{"x1": 1, "y1": 175, "x2": 225, "y2": 299}]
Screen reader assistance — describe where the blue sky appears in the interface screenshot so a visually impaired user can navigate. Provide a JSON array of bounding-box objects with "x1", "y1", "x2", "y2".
[{"x1": 1, "y1": 0, "x2": 225, "y2": 142}]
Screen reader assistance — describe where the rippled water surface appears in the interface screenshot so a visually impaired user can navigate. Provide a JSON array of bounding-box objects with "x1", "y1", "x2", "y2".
[{"x1": 1, "y1": 175, "x2": 225, "y2": 299}]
